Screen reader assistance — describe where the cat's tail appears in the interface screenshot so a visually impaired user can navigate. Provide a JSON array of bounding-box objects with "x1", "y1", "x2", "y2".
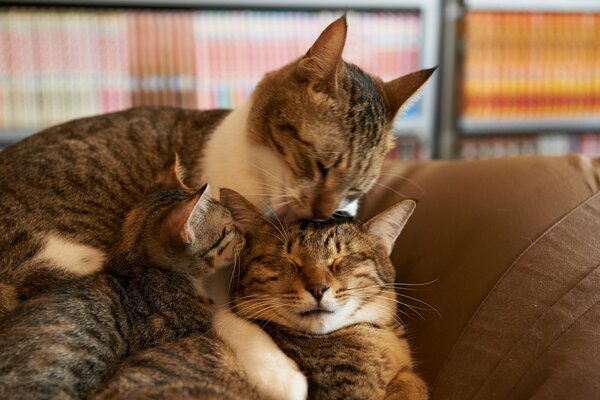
[{"x1": 0, "y1": 282, "x2": 18, "y2": 316}]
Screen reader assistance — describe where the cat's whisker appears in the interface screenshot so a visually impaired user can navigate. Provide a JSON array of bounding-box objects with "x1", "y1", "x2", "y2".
[
  {"x1": 345, "y1": 280, "x2": 438, "y2": 291},
  {"x1": 371, "y1": 182, "x2": 412, "y2": 200},
  {"x1": 377, "y1": 170, "x2": 427, "y2": 194},
  {"x1": 260, "y1": 203, "x2": 290, "y2": 243},
  {"x1": 354, "y1": 293, "x2": 432, "y2": 321},
  {"x1": 246, "y1": 161, "x2": 287, "y2": 187},
  {"x1": 395, "y1": 293, "x2": 441, "y2": 316},
  {"x1": 347, "y1": 286, "x2": 440, "y2": 314},
  {"x1": 234, "y1": 301, "x2": 290, "y2": 324}
]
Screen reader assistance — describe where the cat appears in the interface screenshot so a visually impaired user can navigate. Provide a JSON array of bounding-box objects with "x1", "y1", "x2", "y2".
[
  {"x1": 220, "y1": 188, "x2": 428, "y2": 400},
  {"x1": 0, "y1": 15, "x2": 434, "y2": 398},
  {"x1": 0, "y1": 158, "x2": 256, "y2": 399}
]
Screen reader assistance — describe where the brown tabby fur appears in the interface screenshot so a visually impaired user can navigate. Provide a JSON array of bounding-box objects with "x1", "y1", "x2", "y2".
[
  {"x1": 0, "y1": 164, "x2": 251, "y2": 399},
  {"x1": 222, "y1": 189, "x2": 428, "y2": 400},
  {"x1": 0, "y1": 16, "x2": 435, "y2": 313}
]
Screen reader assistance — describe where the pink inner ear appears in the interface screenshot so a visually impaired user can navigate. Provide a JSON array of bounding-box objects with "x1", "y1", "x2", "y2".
[{"x1": 165, "y1": 191, "x2": 204, "y2": 245}]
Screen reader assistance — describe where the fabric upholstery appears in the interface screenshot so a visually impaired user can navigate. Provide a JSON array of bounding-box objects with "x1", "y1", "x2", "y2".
[{"x1": 359, "y1": 154, "x2": 600, "y2": 397}]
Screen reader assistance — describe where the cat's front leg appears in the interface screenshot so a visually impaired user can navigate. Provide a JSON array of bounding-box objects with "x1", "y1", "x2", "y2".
[
  {"x1": 213, "y1": 306, "x2": 308, "y2": 400},
  {"x1": 384, "y1": 369, "x2": 429, "y2": 400}
]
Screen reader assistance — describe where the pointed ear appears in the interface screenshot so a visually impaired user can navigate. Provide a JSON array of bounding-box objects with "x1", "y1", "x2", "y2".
[
  {"x1": 361, "y1": 200, "x2": 416, "y2": 256},
  {"x1": 150, "y1": 153, "x2": 187, "y2": 193},
  {"x1": 163, "y1": 184, "x2": 211, "y2": 245},
  {"x1": 220, "y1": 188, "x2": 268, "y2": 234},
  {"x1": 383, "y1": 67, "x2": 437, "y2": 121},
  {"x1": 296, "y1": 15, "x2": 347, "y2": 85}
]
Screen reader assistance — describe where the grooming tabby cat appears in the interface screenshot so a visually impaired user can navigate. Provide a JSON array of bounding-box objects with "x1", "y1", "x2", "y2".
[
  {"x1": 221, "y1": 189, "x2": 428, "y2": 399},
  {"x1": 0, "y1": 160, "x2": 257, "y2": 399},
  {"x1": 0, "y1": 15, "x2": 434, "y2": 398}
]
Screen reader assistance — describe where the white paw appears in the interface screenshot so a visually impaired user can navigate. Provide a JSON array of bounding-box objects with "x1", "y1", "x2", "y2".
[{"x1": 248, "y1": 353, "x2": 307, "y2": 400}]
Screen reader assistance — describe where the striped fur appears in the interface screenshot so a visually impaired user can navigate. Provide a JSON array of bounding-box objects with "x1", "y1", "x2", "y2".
[
  {"x1": 222, "y1": 189, "x2": 427, "y2": 400},
  {"x1": 0, "y1": 171, "x2": 246, "y2": 399}
]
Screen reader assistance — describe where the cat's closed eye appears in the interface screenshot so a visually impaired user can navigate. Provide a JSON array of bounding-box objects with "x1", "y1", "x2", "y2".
[
  {"x1": 329, "y1": 257, "x2": 342, "y2": 273},
  {"x1": 316, "y1": 161, "x2": 329, "y2": 178},
  {"x1": 290, "y1": 260, "x2": 302, "y2": 272}
]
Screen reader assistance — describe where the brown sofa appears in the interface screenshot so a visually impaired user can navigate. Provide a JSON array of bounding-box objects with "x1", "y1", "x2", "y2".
[{"x1": 359, "y1": 154, "x2": 600, "y2": 399}]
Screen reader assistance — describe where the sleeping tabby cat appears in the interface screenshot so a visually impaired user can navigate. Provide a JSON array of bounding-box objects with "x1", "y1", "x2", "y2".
[
  {"x1": 221, "y1": 189, "x2": 428, "y2": 399},
  {"x1": 0, "y1": 160, "x2": 256, "y2": 399}
]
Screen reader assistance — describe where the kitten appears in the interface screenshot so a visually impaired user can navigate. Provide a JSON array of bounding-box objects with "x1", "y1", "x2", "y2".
[
  {"x1": 221, "y1": 189, "x2": 428, "y2": 400},
  {"x1": 0, "y1": 159, "x2": 249, "y2": 399}
]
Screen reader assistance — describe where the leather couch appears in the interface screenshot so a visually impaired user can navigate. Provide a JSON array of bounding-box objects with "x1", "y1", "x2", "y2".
[{"x1": 359, "y1": 154, "x2": 600, "y2": 399}]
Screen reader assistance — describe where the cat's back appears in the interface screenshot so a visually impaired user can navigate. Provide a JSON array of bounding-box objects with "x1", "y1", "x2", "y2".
[{"x1": 0, "y1": 107, "x2": 228, "y2": 274}]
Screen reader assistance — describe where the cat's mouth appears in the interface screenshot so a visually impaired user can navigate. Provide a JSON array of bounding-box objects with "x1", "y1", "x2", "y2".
[{"x1": 299, "y1": 308, "x2": 334, "y2": 318}]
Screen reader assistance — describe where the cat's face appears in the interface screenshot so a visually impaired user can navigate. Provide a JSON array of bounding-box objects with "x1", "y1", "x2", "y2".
[
  {"x1": 120, "y1": 157, "x2": 244, "y2": 277},
  {"x1": 246, "y1": 17, "x2": 435, "y2": 220},
  {"x1": 222, "y1": 189, "x2": 415, "y2": 335}
]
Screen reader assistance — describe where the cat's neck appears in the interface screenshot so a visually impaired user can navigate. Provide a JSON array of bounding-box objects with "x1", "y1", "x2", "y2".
[{"x1": 198, "y1": 100, "x2": 286, "y2": 214}]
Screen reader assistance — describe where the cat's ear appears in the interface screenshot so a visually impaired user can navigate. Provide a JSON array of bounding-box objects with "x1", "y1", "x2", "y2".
[
  {"x1": 151, "y1": 153, "x2": 187, "y2": 193},
  {"x1": 220, "y1": 188, "x2": 268, "y2": 234},
  {"x1": 296, "y1": 15, "x2": 347, "y2": 85},
  {"x1": 361, "y1": 200, "x2": 416, "y2": 256},
  {"x1": 164, "y1": 184, "x2": 211, "y2": 245},
  {"x1": 383, "y1": 67, "x2": 437, "y2": 121}
]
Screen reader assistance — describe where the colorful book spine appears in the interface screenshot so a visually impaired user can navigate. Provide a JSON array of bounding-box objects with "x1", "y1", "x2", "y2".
[
  {"x1": 0, "y1": 7, "x2": 426, "y2": 159},
  {"x1": 462, "y1": 11, "x2": 600, "y2": 121}
]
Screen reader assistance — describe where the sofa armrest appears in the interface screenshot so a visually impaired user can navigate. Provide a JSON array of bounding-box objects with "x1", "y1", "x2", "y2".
[{"x1": 359, "y1": 154, "x2": 600, "y2": 397}]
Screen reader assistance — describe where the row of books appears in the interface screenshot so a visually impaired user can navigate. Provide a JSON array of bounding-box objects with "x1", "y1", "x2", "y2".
[
  {"x1": 461, "y1": 12, "x2": 600, "y2": 121},
  {"x1": 0, "y1": 8, "x2": 423, "y2": 132},
  {"x1": 460, "y1": 133, "x2": 600, "y2": 159},
  {"x1": 386, "y1": 136, "x2": 428, "y2": 161}
]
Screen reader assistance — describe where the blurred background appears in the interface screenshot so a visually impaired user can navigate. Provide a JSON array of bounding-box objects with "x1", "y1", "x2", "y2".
[{"x1": 0, "y1": 0, "x2": 599, "y2": 160}]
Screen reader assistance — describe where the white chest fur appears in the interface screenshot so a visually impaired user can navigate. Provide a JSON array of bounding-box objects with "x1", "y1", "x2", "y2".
[{"x1": 199, "y1": 100, "x2": 291, "y2": 214}]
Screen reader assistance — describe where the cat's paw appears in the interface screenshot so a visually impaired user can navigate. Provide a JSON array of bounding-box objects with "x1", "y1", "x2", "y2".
[{"x1": 248, "y1": 353, "x2": 307, "y2": 400}]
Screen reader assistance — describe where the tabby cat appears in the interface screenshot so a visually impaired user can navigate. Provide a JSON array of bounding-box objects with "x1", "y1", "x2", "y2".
[
  {"x1": 221, "y1": 189, "x2": 428, "y2": 400},
  {"x1": 0, "y1": 160, "x2": 254, "y2": 399}
]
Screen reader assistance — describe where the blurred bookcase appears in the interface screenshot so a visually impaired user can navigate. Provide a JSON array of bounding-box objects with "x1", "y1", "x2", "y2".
[
  {"x1": 0, "y1": 0, "x2": 441, "y2": 159},
  {"x1": 440, "y1": 0, "x2": 600, "y2": 159}
]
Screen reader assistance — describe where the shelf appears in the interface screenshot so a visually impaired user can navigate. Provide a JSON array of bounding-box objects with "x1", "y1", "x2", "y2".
[
  {"x1": 464, "y1": 0, "x2": 600, "y2": 13},
  {"x1": 9, "y1": 0, "x2": 436, "y2": 10},
  {"x1": 0, "y1": 129, "x2": 38, "y2": 145},
  {"x1": 459, "y1": 117, "x2": 600, "y2": 136}
]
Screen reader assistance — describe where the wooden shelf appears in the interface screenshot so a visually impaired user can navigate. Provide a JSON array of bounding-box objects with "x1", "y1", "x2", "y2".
[
  {"x1": 459, "y1": 117, "x2": 600, "y2": 136},
  {"x1": 464, "y1": 0, "x2": 600, "y2": 12}
]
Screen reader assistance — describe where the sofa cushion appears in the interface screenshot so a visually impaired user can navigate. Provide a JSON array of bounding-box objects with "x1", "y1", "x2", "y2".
[
  {"x1": 435, "y1": 190, "x2": 600, "y2": 399},
  {"x1": 359, "y1": 154, "x2": 600, "y2": 393}
]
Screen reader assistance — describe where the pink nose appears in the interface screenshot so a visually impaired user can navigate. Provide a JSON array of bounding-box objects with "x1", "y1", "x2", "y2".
[{"x1": 305, "y1": 284, "x2": 330, "y2": 302}]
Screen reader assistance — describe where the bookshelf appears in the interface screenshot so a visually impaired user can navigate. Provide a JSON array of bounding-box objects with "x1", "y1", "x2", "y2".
[
  {"x1": 0, "y1": 0, "x2": 441, "y2": 158},
  {"x1": 441, "y1": 0, "x2": 600, "y2": 159}
]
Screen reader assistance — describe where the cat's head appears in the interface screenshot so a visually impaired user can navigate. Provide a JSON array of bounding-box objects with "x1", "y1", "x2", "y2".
[
  {"x1": 117, "y1": 155, "x2": 244, "y2": 277},
  {"x1": 247, "y1": 16, "x2": 434, "y2": 220},
  {"x1": 222, "y1": 188, "x2": 415, "y2": 335}
]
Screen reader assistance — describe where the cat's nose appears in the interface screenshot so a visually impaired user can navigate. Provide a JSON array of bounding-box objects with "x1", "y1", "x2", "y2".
[
  {"x1": 306, "y1": 284, "x2": 330, "y2": 302},
  {"x1": 311, "y1": 193, "x2": 340, "y2": 219}
]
